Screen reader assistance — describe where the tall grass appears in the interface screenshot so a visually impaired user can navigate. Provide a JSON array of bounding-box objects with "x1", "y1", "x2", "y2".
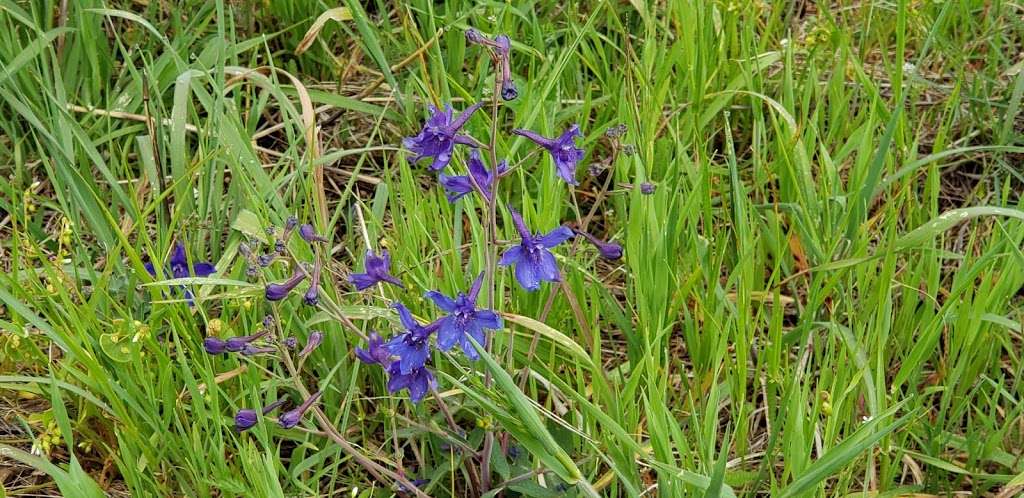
[{"x1": 1, "y1": 0, "x2": 1022, "y2": 496}]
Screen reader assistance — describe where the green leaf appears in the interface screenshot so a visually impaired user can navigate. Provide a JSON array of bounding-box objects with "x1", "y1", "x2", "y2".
[{"x1": 894, "y1": 207, "x2": 1024, "y2": 250}]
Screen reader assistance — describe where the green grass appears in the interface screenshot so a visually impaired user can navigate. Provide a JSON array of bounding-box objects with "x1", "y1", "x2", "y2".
[{"x1": 1, "y1": 0, "x2": 1023, "y2": 496}]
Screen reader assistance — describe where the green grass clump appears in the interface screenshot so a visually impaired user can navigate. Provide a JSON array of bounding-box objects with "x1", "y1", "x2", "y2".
[{"x1": 1, "y1": 0, "x2": 1023, "y2": 496}]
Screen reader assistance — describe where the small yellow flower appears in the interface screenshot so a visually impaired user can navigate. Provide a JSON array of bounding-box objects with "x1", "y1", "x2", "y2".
[{"x1": 208, "y1": 318, "x2": 223, "y2": 335}]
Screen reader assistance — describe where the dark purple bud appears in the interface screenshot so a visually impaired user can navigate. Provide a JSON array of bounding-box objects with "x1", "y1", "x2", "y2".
[
  {"x1": 303, "y1": 261, "x2": 321, "y2": 306},
  {"x1": 265, "y1": 268, "x2": 307, "y2": 301},
  {"x1": 640, "y1": 182, "x2": 656, "y2": 195},
  {"x1": 299, "y1": 331, "x2": 323, "y2": 358},
  {"x1": 274, "y1": 239, "x2": 286, "y2": 253},
  {"x1": 258, "y1": 253, "x2": 275, "y2": 267},
  {"x1": 501, "y1": 79, "x2": 518, "y2": 101},
  {"x1": 282, "y1": 337, "x2": 298, "y2": 349},
  {"x1": 298, "y1": 224, "x2": 327, "y2": 243},
  {"x1": 278, "y1": 391, "x2": 322, "y2": 429},
  {"x1": 203, "y1": 337, "x2": 228, "y2": 355},
  {"x1": 234, "y1": 409, "x2": 258, "y2": 431},
  {"x1": 465, "y1": 28, "x2": 486, "y2": 44},
  {"x1": 284, "y1": 216, "x2": 299, "y2": 232},
  {"x1": 241, "y1": 344, "x2": 276, "y2": 356},
  {"x1": 579, "y1": 231, "x2": 623, "y2": 260},
  {"x1": 262, "y1": 315, "x2": 275, "y2": 327},
  {"x1": 238, "y1": 242, "x2": 252, "y2": 257},
  {"x1": 245, "y1": 265, "x2": 259, "y2": 277},
  {"x1": 225, "y1": 329, "x2": 271, "y2": 352}
]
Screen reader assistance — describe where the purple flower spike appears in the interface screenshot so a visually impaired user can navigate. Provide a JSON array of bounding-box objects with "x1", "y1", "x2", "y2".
[
  {"x1": 438, "y1": 149, "x2": 508, "y2": 203},
  {"x1": 578, "y1": 231, "x2": 624, "y2": 260},
  {"x1": 299, "y1": 331, "x2": 323, "y2": 358},
  {"x1": 299, "y1": 224, "x2": 327, "y2": 243},
  {"x1": 403, "y1": 102, "x2": 484, "y2": 171},
  {"x1": 203, "y1": 337, "x2": 228, "y2": 355},
  {"x1": 265, "y1": 267, "x2": 307, "y2": 301},
  {"x1": 349, "y1": 250, "x2": 404, "y2": 290},
  {"x1": 384, "y1": 303, "x2": 440, "y2": 374},
  {"x1": 355, "y1": 330, "x2": 391, "y2": 366},
  {"x1": 425, "y1": 272, "x2": 502, "y2": 360},
  {"x1": 386, "y1": 363, "x2": 436, "y2": 403},
  {"x1": 513, "y1": 125, "x2": 585, "y2": 185},
  {"x1": 278, "y1": 391, "x2": 322, "y2": 429},
  {"x1": 498, "y1": 208, "x2": 575, "y2": 291}
]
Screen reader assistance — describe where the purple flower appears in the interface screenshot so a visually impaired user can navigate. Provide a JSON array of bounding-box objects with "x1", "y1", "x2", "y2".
[
  {"x1": 224, "y1": 329, "x2": 270, "y2": 352},
  {"x1": 355, "y1": 331, "x2": 391, "y2": 366},
  {"x1": 265, "y1": 267, "x2": 307, "y2": 301},
  {"x1": 144, "y1": 242, "x2": 217, "y2": 279},
  {"x1": 403, "y1": 102, "x2": 484, "y2": 171},
  {"x1": 278, "y1": 391, "x2": 322, "y2": 429},
  {"x1": 640, "y1": 182, "x2": 656, "y2": 195},
  {"x1": 282, "y1": 337, "x2": 298, "y2": 349},
  {"x1": 299, "y1": 224, "x2": 327, "y2": 243},
  {"x1": 303, "y1": 261, "x2": 321, "y2": 306},
  {"x1": 203, "y1": 337, "x2": 227, "y2": 355},
  {"x1": 299, "y1": 331, "x2": 323, "y2": 357},
  {"x1": 234, "y1": 399, "x2": 285, "y2": 432},
  {"x1": 438, "y1": 149, "x2": 507, "y2": 203},
  {"x1": 425, "y1": 273, "x2": 502, "y2": 360},
  {"x1": 349, "y1": 250, "x2": 404, "y2": 290},
  {"x1": 387, "y1": 363, "x2": 435, "y2": 403},
  {"x1": 384, "y1": 303, "x2": 440, "y2": 374},
  {"x1": 578, "y1": 231, "x2": 623, "y2": 260},
  {"x1": 241, "y1": 345, "x2": 276, "y2": 356},
  {"x1": 512, "y1": 125, "x2": 585, "y2": 185},
  {"x1": 234, "y1": 409, "x2": 258, "y2": 431},
  {"x1": 498, "y1": 208, "x2": 574, "y2": 291}
]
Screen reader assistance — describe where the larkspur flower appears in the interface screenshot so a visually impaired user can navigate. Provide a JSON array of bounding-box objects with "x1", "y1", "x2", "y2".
[
  {"x1": 144, "y1": 242, "x2": 216, "y2": 304},
  {"x1": 299, "y1": 224, "x2": 327, "y2": 243},
  {"x1": 349, "y1": 250, "x2": 404, "y2": 290},
  {"x1": 265, "y1": 267, "x2": 307, "y2": 301},
  {"x1": 278, "y1": 391, "x2": 322, "y2": 429},
  {"x1": 144, "y1": 242, "x2": 216, "y2": 279},
  {"x1": 498, "y1": 208, "x2": 574, "y2": 291},
  {"x1": 577, "y1": 231, "x2": 624, "y2": 260},
  {"x1": 425, "y1": 273, "x2": 502, "y2": 360},
  {"x1": 234, "y1": 399, "x2": 286, "y2": 432},
  {"x1": 513, "y1": 125, "x2": 585, "y2": 185},
  {"x1": 225, "y1": 329, "x2": 270, "y2": 352},
  {"x1": 354, "y1": 331, "x2": 391, "y2": 366},
  {"x1": 384, "y1": 303, "x2": 440, "y2": 374},
  {"x1": 403, "y1": 102, "x2": 484, "y2": 171},
  {"x1": 303, "y1": 260, "x2": 321, "y2": 306},
  {"x1": 241, "y1": 344, "x2": 276, "y2": 356},
  {"x1": 386, "y1": 363, "x2": 435, "y2": 403},
  {"x1": 203, "y1": 337, "x2": 228, "y2": 355},
  {"x1": 438, "y1": 149, "x2": 508, "y2": 203},
  {"x1": 299, "y1": 331, "x2": 323, "y2": 357}
]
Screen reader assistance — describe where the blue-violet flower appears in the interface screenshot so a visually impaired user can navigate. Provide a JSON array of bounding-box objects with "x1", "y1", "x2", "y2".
[
  {"x1": 384, "y1": 303, "x2": 440, "y2": 374},
  {"x1": 425, "y1": 273, "x2": 502, "y2": 360},
  {"x1": 403, "y1": 102, "x2": 484, "y2": 171},
  {"x1": 498, "y1": 208, "x2": 574, "y2": 291},
  {"x1": 438, "y1": 149, "x2": 507, "y2": 203},
  {"x1": 349, "y1": 250, "x2": 404, "y2": 290},
  {"x1": 512, "y1": 125, "x2": 585, "y2": 185}
]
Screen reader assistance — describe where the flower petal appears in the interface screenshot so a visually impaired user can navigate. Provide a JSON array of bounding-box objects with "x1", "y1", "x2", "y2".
[
  {"x1": 506, "y1": 207, "x2": 531, "y2": 239},
  {"x1": 498, "y1": 245, "x2": 522, "y2": 266},
  {"x1": 538, "y1": 226, "x2": 574, "y2": 248},
  {"x1": 514, "y1": 258, "x2": 540, "y2": 291},
  {"x1": 435, "y1": 316, "x2": 461, "y2": 351},
  {"x1": 537, "y1": 249, "x2": 561, "y2": 283},
  {"x1": 425, "y1": 290, "x2": 457, "y2": 312},
  {"x1": 192, "y1": 262, "x2": 216, "y2": 277},
  {"x1": 512, "y1": 128, "x2": 556, "y2": 149},
  {"x1": 348, "y1": 273, "x2": 377, "y2": 291},
  {"x1": 474, "y1": 310, "x2": 502, "y2": 330},
  {"x1": 447, "y1": 101, "x2": 484, "y2": 133},
  {"x1": 169, "y1": 243, "x2": 188, "y2": 268},
  {"x1": 392, "y1": 303, "x2": 419, "y2": 332}
]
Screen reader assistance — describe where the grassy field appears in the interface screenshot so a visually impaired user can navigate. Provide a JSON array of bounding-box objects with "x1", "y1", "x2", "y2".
[{"x1": 1, "y1": 0, "x2": 1023, "y2": 496}]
